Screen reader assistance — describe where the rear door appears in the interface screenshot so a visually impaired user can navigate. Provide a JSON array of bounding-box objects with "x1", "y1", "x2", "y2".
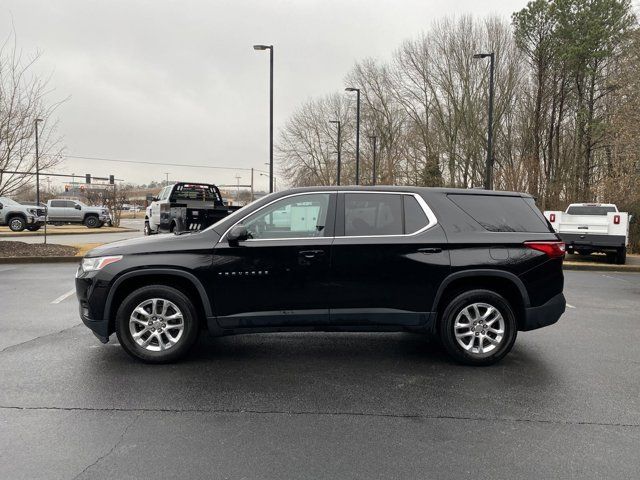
[{"x1": 329, "y1": 191, "x2": 449, "y2": 326}]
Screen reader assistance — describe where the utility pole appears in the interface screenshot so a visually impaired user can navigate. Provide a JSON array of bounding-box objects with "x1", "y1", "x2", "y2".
[
  {"x1": 345, "y1": 87, "x2": 361, "y2": 184},
  {"x1": 164, "y1": 172, "x2": 170, "y2": 186},
  {"x1": 235, "y1": 175, "x2": 241, "y2": 202},
  {"x1": 250, "y1": 168, "x2": 255, "y2": 201},
  {"x1": 253, "y1": 44, "x2": 274, "y2": 193},
  {"x1": 370, "y1": 135, "x2": 378, "y2": 186},
  {"x1": 329, "y1": 120, "x2": 341, "y2": 185},
  {"x1": 473, "y1": 52, "x2": 495, "y2": 190},
  {"x1": 34, "y1": 118, "x2": 43, "y2": 205}
]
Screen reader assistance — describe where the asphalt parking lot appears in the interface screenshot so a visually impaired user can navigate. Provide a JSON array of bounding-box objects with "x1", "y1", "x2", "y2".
[{"x1": 1, "y1": 264, "x2": 639, "y2": 479}]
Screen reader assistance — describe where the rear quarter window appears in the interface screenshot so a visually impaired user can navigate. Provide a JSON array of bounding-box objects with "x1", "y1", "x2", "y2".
[{"x1": 448, "y1": 194, "x2": 550, "y2": 233}]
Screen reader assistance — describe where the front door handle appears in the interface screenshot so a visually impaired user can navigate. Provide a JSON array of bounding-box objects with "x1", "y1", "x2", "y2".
[
  {"x1": 299, "y1": 249, "x2": 325, "y2": 259},
  {"x1": 418, "y1": 247, "x2": 442, "y2": 254}
]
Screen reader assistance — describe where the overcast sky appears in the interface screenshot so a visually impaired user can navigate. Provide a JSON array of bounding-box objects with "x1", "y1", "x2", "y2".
[{"x1": 3, "y1": 0, "x2": 525, "y2": 190}]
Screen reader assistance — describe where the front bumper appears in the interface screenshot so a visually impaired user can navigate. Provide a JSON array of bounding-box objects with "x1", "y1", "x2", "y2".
[
  {"x1": 520, "y1": 292, "x2": 566, "y2": 331},
  {"x1": 80, "y1": 307, "x2": 110, "y2": 343}
]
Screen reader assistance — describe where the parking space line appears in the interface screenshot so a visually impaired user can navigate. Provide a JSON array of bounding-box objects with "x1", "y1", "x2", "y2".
[
  {"x1": 51, "y1": 288, "x2": 76, "y2": 304},
  {"x1": 602, "y1": 274, "x2": 632, "y2": 284},
  {"x1": 566, "y1": 304, "x2": 576, "y2": 309}
]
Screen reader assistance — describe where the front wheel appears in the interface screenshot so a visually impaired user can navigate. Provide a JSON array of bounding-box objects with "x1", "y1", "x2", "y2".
[
  {"x1": 84, "y1": 216, "x2": 101, "y2": 228},
  {"x1": 143, "y1": 221, "x2": 154, "y2": 236},
  {"x1": 8, "y1": 217, "x2": 26, "y2": 232},
  {"x1": 115, "y1": 285, "x2": 200, "y2": 363},
  {"x1": 439, "y1": 289, "x2": 517, "y2": 366}
]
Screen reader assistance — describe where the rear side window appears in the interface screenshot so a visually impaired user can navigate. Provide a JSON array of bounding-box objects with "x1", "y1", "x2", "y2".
[
  {"x1": 404, "y1": 195, "x2": 428, "y2": 234},
  {"x1": 345, "y1": 193, "x2": 403, "y2": 236},
  {"x1": 448, "y1": 194, "x2": 549, "y2": 233},
  {"x1": 566, "y1": 205, "x2": 616, "y2": 215},
  {"x1": 50, "y1": 201, "x2": 66, "y2": 208}
]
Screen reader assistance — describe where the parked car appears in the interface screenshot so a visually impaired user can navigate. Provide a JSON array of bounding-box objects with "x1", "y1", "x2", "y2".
[
  {"x1": 544, "y1": 203, "x2": 630, "y2": 264},
  {"x1": 76, "y1": 186, "x2": 566, "y2": 365},
  {"x1": 0, "y1": 196, "x2": 46, "y2": 232},
  {"x1": 46, "y1": 199, "x2": 111, "y2": 228},
  {"x1": 144, "y1": 182, "x2": 240, "y2": 235}
]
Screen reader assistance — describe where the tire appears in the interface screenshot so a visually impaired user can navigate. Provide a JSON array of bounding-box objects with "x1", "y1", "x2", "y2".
[
  {"x1": 439, "y1": 289, "x2": 518, "y2": 366},
  {"x1": 169, "y1": 221, "x2": 177, "y2": 233},
  {"x1": 616, "y1": 247, "x2": 627, "y2": 265},
  {"x1": 84, "y1": 215, "x2": 100, "y2": 228},
  {"x1": 26, "y1": 225, "x2": 41, "y2": 232},
  {"x1": 115, "y1": 285, "x2": 200, "y2": 363},
  {"x1": 143, "y1": 221, "x2": 153, "y2": 236},
  {"x1": 8, "y1": 216, "x2": 26, "y2": 232}
]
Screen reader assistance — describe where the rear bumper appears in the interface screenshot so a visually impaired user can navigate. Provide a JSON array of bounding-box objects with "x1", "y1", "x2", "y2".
[
  {"x1": 560, "y1": 233, "x2": 626, "y2": 251},
  {"x1": 520, "y1": 292, "x2": 566, "y2": 331}
]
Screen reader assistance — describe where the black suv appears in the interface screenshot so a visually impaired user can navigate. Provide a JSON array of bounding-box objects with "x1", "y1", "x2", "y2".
[{"x1": 75, "y1": 187, "x2": 566, "y2": 366}]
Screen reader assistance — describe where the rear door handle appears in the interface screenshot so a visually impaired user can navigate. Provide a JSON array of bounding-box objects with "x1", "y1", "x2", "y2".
[
  {"x1": 299, "y1": 249, "x2": 325, "y2": 259},
  {"x1": 418, "y1": 247, "x2": 442, "y2": 254}
]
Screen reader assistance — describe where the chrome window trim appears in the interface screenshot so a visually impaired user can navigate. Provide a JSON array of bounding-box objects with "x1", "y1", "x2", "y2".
[
  {"x1": 220, "y1": 191, "x2": 337, "y2": 242},
  {"x1": 219, "y1": 190, "x2": 438, "y2": 242},
  {"x1": 340, "y1": 191, "x2": 438, "y2": 238}
]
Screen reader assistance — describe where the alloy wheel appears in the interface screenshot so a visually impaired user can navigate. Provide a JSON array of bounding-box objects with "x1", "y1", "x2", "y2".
[
  {"x1": 453, "y1": 302, "x2": 505, "y2": 356},
  {"x1": 128, "y1": 298, "x2": 185, "y2": 352}
]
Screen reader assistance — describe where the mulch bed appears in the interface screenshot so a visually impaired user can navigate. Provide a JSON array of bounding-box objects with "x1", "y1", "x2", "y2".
[{"x1": 0, "y1": 241, "x2": 78, "y2": 258}]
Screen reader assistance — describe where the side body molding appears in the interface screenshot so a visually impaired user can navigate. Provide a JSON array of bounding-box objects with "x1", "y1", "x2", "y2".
[
  {"x1": 432, "y1": 269, "x2": 531, "y2": 311},
  {"x1": 103, "y1": 268, "x2": 213, "y2": 322}
]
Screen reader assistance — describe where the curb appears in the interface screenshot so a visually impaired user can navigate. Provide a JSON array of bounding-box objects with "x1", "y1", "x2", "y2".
[
  {"x1": 563, "y1": 262, "x2": 640, "y2": 273},
  {"x1": 0, "y1": 256, "x2": 81, "y2": 264},
  {"x1": 0, "y1": 228, "x2": 139, "y2": 238}
]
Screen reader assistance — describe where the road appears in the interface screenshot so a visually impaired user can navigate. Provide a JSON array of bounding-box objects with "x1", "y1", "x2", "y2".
[
  {"x1": 2, "y1": 218, "x2": 145, "y2": 245},
  {"x1": 0, "y1": 266, "x2": 639, "y2": 479}
]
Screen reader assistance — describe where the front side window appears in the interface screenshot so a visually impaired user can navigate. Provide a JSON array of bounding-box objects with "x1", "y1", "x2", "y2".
[
  {"x1": 239, "y1": 193, "x2": 330, "y2": 240},
  {"x1": 345, "y1": 193, "x2": 403, "y2": 236}
]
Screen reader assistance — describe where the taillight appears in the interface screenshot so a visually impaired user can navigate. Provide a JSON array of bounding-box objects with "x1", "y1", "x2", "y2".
[
  {"x1": 614, "y1": 215, "x2": 620, "y2": 225},
  {"x1": 549, "y1": 213, "x2": 556, "y2": 222},
  {"x1": 524, "y1": 241, "x2": 565, "y2": 258}
]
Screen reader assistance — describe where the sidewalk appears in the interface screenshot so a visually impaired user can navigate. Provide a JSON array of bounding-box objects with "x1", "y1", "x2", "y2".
[{"x1": 0, "y1": 225, "x2": 138, "y2": 238}]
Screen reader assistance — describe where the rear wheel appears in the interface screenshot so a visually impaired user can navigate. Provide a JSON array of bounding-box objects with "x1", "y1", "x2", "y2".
[
  {"x1": 439, "y1": 289, "x2": 517, "y2": 366},
  {"x1": 616, "y1": 247, "x2": 627, "y2": 265},
  {"x1": 8, "y1": 216, "x2": 26, "y2": 232},
  {"x1": 115, "y1": 285, "x2": 200, "y2": 363}
]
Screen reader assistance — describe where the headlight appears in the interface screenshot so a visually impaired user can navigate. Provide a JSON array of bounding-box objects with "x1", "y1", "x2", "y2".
[{"x1": 81, "y1": 255, "x2": 123, "y2": 272}]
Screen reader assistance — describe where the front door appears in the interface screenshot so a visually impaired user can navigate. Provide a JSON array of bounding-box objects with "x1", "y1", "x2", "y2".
[
  {"x1": 211, "y1": 192, "x2": 336, "y2": 328},
  {"x1": 330, "y1": 192, "x2": 449, "y2": 326}
]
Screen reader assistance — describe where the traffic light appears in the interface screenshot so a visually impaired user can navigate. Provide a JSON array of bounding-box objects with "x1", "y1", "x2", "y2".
[{"x1": 85, "y1": 174, "x2": 91, "y2": 184}]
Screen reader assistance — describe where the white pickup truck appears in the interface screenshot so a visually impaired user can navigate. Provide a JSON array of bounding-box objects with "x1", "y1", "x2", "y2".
[{"x1": 544, "y1": 203, "x2": 629, "y2": 264}]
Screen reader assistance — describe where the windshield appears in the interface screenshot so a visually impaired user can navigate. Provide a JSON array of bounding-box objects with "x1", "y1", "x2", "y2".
[
  {"x1": 0, "y1": 197, "x2": 19, "y2": 206},
  {"x1": 566, "y1": 205, "x2": 616, "y2": 215},
  {"x1": 172, "y1": 184, "x2": 221, "y2": 202}
]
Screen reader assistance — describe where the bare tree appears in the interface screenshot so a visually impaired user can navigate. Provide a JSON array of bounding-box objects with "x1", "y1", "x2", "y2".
[{"x1": 0, "y1": 28, "x2": 65, "y2": 197}]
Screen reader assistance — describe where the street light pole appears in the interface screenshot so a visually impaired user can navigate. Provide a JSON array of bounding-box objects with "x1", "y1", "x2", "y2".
[
  {"x1": 369, "y1": 135, "x2": 377, "y2": 186},
  {"x1": 254, "y1": 44, "x2": 274, "y2": 193},
  {"x1": 329, "y1": 120, "x2": 341, "y2": 186},
  {"x1": 345, "y1": 87, "x2": 361, "y2": 185},
  {"x1": 34, "y1": 118, "x2": 43, "y2": 205},
  {"x1": 473, "y1": 52, "x2": 495, "y2": 190}
]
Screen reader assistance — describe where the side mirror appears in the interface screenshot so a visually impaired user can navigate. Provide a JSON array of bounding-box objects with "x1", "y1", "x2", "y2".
[
  {"x1": 0, "y1": 202, "x2": 3, "y2": 209},
  {"x1": 75, "y1": 204, "x2": 82, "y2": 210},
  {"x1": 152, "y1": 196, "x2": 159, "y2": 202},
  {"x1": 227, "y1": 224, "x2": 249, "y2": 244}
]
